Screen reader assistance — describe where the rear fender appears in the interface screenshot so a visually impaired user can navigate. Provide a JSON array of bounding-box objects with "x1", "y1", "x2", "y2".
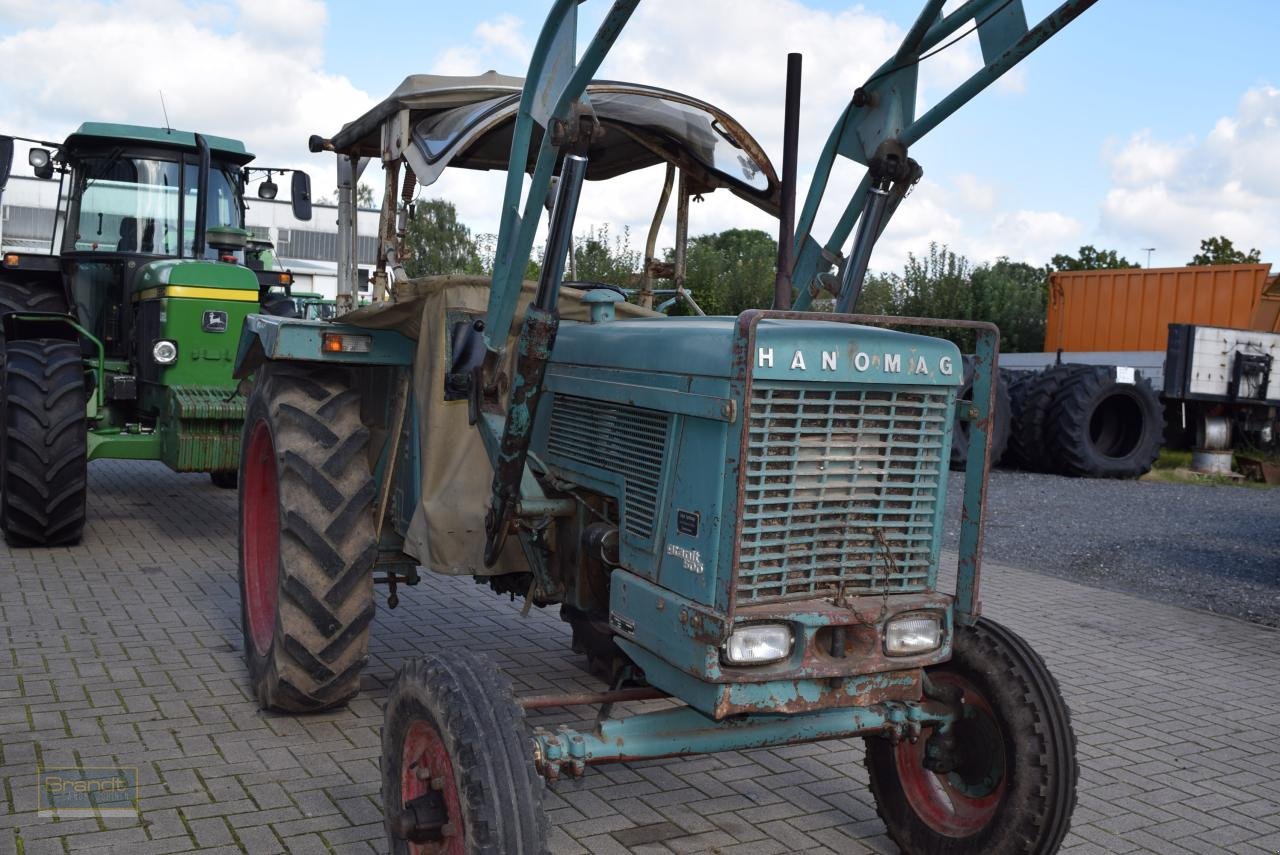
[
  {"x1": 2, "y1": 310, "x2": 79, "y2": 342},
  {"x1": 233, "y1": 313, "x2": 415, "y2": 379}
]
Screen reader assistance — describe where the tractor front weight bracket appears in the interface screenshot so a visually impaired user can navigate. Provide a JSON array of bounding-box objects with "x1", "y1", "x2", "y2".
[{"x1": 530, "y1": 699, "x2": 956, "y2": 783}]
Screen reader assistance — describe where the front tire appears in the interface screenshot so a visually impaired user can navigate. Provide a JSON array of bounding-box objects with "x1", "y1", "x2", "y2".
[
  {"x1": 866, "y1": 617, "x2": 1077, "y2": 854},
  {"x1": 1, "y1": 339, "x2": 87, "y2": 546},
  {"x1": 382, "y1": 650, "x2": 549, "y2": 855},
  {"x1": 238, "y1": 363, "x2": 376, "y2": 711}
]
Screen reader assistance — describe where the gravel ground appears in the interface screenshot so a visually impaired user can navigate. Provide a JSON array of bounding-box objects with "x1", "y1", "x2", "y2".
[{"x1": 944, "y1": 468, "x2": 1280, "y2": 626}]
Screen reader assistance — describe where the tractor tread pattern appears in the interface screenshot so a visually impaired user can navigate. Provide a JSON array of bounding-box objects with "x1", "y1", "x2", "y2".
[
  {"x1": 241, "y1": 364, "x2": 376, "y2": 712},
  {"x1": 1044, "y1": 366, "x2": 1163, "y2": 478},
  {"x1": 2, "y1": 339, "x2": 87, "y2": 546},
  {"x1": 865, "y1": 617, "x2": 1078, "y2": 854},
  {"x1": 1006, "y1": 364, "x2": 1083, "y2": 472},
  {"x1": 382, "y1": 650, "x2": 550, "y2": 855}
]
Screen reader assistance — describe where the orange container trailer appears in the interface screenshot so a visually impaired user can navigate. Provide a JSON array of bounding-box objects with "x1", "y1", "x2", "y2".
[{"x1": 1044, "y1": 263, "x2": 1274, "y2": 352}]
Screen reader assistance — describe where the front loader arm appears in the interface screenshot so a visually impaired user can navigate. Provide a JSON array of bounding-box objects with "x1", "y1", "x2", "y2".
[
  {"x1": 476, "y1": 1, "x2": 639, "y2": 566},
  {"x1": 790, "y1": 0, "x2": 1099, "y2": 312}
]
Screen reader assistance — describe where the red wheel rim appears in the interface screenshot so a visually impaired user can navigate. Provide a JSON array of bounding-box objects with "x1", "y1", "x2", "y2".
[
  {"x1": 401, "y1": 719, "x2": 465, "y2": 855},
  {"x1": 242, "y1": 419, "x2": 280, "y2": 656},
  {"x1": 894, "y1": 673, "x2": 1007, "y2": 837}
]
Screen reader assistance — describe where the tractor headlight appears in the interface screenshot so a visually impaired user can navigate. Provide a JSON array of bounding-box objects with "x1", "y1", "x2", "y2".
[
  {"x1": 884, "y1": 613, "x2": 943, "y2": 656},
  {"x1": 152, "y1": 340, "x2": 178, "y2": 365},
  {"x1": 722, "y1": 623, "x2": 791, "y2": 666}
]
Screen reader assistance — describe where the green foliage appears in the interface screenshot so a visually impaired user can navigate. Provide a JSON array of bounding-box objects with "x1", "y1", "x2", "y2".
[
  {"x1": 679, "y1": 228, "x2": 779, "y2": 315},
  {"x1": 403, "y1": 198, "x2": 484, "y2": 277},
  {"x1": 314, "y1": 182, "x2": 376, "y2": 207},
  {"x1": 571, "y1": 225, "x2": 641, "y2": 285},
  {"x1": 1049, "y1": 245, "x2": 1137, "y2": 271},
  {"x1": 854, "y1": 244, "x2": 1047, "y2": 352},
  {"x1": 1189, "y1": 235, "x2": 1262, "y2": 266},
  {"x1": 970, "y1": 258, "x2": 1048, "y2": 353}
]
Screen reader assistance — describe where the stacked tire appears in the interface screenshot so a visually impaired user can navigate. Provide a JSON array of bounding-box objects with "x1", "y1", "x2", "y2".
[{"x1": 1004, "y1": 364, "x2": 1163, "y2": 478}]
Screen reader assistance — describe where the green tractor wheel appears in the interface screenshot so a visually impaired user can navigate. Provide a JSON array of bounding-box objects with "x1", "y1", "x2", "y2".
[
  {"x1": 238, "y1": 363, "x2": 377, "y2": 712},
  {"x1": 1, "y1": 339, "x2": 87, "y2": 546},
  {"x1": 865, "y1": 617, "x2": 1078, "y2": 854}
]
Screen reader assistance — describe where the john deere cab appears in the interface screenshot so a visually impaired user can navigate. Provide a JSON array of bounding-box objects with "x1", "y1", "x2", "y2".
[
  {"x1": 229, "y1": 1, "x2": 1095, "y2": 852},
  {"x1": 0, "y1": 124, "x2": 311, "y2": 545}
]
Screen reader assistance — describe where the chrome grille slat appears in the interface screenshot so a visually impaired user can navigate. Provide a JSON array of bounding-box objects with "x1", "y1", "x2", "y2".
[
  {"x1": 546, "y1": 395, "x2": 669, "y2": 540},
  {"x1": 736, "y1": 385, "x2": 949, "y2": 605}
]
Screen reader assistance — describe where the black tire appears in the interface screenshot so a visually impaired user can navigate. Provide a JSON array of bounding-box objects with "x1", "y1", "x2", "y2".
[
  {"x1": 1044, "y1": 366, "x2": 1163, "y2": 478},
  {"x1": 210, "y1": 470, "x2": 238, "y2": 489},
  {"x1": 1006, "y1": 365, "x2": 1083, "y2": 472},
  {"x1": 0, "y1": 279, "x2": 68, "y2": 318},
  {"x1": 949, "y1": 359, "x2": 1011, "y2": 469},
  {"x1": 866, "y1": 617, "x2": 1078, "y2": 854},
  {"x1": 238, "y1": 362, "x2": 376, "y2": 712},
  {"x1": 382, "y1": 651, "x2": 549, "y2": 855},
  {"x1": 1, "y1": 339, "x2": 87, "y2": 546}
]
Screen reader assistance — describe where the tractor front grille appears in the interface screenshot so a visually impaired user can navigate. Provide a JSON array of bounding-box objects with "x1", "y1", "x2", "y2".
[
  {"x1": 546, "y1": 395, "x2": 669, "y2": 540},
  {"x1": 735, "y1": 384, "x2": 951, "y2": 605}
]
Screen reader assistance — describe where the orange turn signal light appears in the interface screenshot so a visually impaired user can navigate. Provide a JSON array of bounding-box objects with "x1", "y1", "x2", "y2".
[
  {"x1": 3, "y1": 254, "x2": 19, "y2": 268},
  {"x1": 321, "y1": 333, "x2": 372, "y2": 354}
]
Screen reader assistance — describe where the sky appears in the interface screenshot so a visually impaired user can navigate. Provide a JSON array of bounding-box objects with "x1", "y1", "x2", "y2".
[{"x1": 2, "y1": 0, "x2": 1278, "y2": 275}]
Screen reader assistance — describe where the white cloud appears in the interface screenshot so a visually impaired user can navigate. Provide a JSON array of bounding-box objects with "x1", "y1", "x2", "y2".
[
  {"x1": 1100, "y1": 85, "x2": 1280, "y2": 263},
  {"x1": 0, "y1": 0, "x2": 371, "y2": 200},
  {"x1": 431, "y1": 13, "x2": 530, "y2": 76}
]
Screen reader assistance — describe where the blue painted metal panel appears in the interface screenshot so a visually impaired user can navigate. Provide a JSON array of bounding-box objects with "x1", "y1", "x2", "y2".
[
  {"x1": 534, "y1": 698, "x2": 954, "y2": 771},
  {"x1": 233, "y1": 314, "x2": 414, "y2": 377}
]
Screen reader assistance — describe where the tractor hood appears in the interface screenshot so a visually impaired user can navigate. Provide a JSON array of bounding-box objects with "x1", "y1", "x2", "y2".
[{"x1": 550, "y1": 316, "x2": 965, "y2": 387}]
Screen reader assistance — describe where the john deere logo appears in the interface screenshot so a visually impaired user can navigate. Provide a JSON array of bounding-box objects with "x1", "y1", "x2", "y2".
[{"x1": 202, "y1": 311, "x2": 228, "y2": 333}]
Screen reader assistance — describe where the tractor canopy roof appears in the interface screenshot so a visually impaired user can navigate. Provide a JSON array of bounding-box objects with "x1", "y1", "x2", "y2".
[
  {"x1": 329, "y1": 72, "x2": 779, "y2": 215},
  {"x1": 62, "y1": 122, "x2": 254, "y2": 164}
]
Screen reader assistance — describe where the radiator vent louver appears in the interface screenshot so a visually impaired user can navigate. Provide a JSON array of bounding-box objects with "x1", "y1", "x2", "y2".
[
  {"x1": 737, "y1": 385, "x2": 950, "y2": 605},
  {"x1": 546, "y1": 395, "x2": 669, "y2": 540}
]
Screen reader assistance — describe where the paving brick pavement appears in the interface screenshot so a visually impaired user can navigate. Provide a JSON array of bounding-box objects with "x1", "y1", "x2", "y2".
[{"x1": 1, "y1": 459, "x2": 1279, "y2": 853}]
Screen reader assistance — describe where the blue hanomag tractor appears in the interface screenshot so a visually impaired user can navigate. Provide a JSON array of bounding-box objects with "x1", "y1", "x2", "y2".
[{"x1": 231, "y1": 1, "x2": 1095, "y2": 852}]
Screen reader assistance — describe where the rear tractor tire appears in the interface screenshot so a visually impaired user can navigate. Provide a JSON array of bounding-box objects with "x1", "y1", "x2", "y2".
[
  {"x1": 1, "y1": 339, "x2": 87, "y2": 546},
  {"x1": 866, "y1": 617, "x2": 1078, "y2": 854},
  {"x1": 1044, "y1": 365, "x2": 1163, "y2": 478},
  {"x1": 238, "y1": 363, "x2": 377, "y2": 712},
  {"x1": 210, "y1": 470, "x2": 238, "y2": 489},
  {"x1": 1006, "y1": 364, "x2": 1083, "y2": 472},
  {"x1": 382, "y1": 650, "x2": 549, "y2": 855}
]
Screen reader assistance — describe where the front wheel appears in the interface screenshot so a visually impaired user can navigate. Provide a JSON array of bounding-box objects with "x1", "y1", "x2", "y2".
[
  {"x1": 382, "y1": 650, "x2": 549, "y2": 854},
  {"x1": 866, "y1": 617, "x2": 1077, "y2": 854}
]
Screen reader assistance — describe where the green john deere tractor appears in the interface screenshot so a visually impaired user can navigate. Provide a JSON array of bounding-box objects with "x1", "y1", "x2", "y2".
[{"x1": 0, "y1": 124, "x2": 311, "y2": 545}]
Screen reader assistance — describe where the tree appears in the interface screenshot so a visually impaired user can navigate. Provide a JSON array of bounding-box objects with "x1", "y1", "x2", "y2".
[
  {"x1": 679, "y1": 228, "x2": 778, "y2": 315},
  {"x1": 402, "y1": 198, "x2": 483, "y2": 277},
  {"x1": 1048, "y1": 245, "x2": 1137, "y2": 271},
  {"x1": 571, "y1": 225, "x2": 641, "y2": 285},
  {"x1": 970, "y1": 258, "x2": 1049, "y2": 353},
  {"x1": 1189, "y1": 235, "x2": 1262, "y2": 266}
]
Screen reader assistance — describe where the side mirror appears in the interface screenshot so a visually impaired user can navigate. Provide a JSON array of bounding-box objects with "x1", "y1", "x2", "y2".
[
  {"x1": 29, "y1": 147, "x2": 54, "y2": 180},
  {"x1": 0, "y1": 136, "x2": 12, "y2": 192},
  {"x1": 258, "y1": 176, "x2": 278, "y2": 199},
  {"x1": 290, "y1": 171, "x2": 312, "y2": 221}
]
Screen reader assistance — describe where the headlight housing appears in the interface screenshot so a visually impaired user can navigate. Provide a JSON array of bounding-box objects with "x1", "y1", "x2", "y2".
[
  {"x1": 884, "y1": 613, "x2": 943, "y2": 656},
  {"x1": 152, "y1": 339, "x2": 178, "y2": 365},
  {"x1": 722, "y1": 623, "x2": 792, "y2": 666}
]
